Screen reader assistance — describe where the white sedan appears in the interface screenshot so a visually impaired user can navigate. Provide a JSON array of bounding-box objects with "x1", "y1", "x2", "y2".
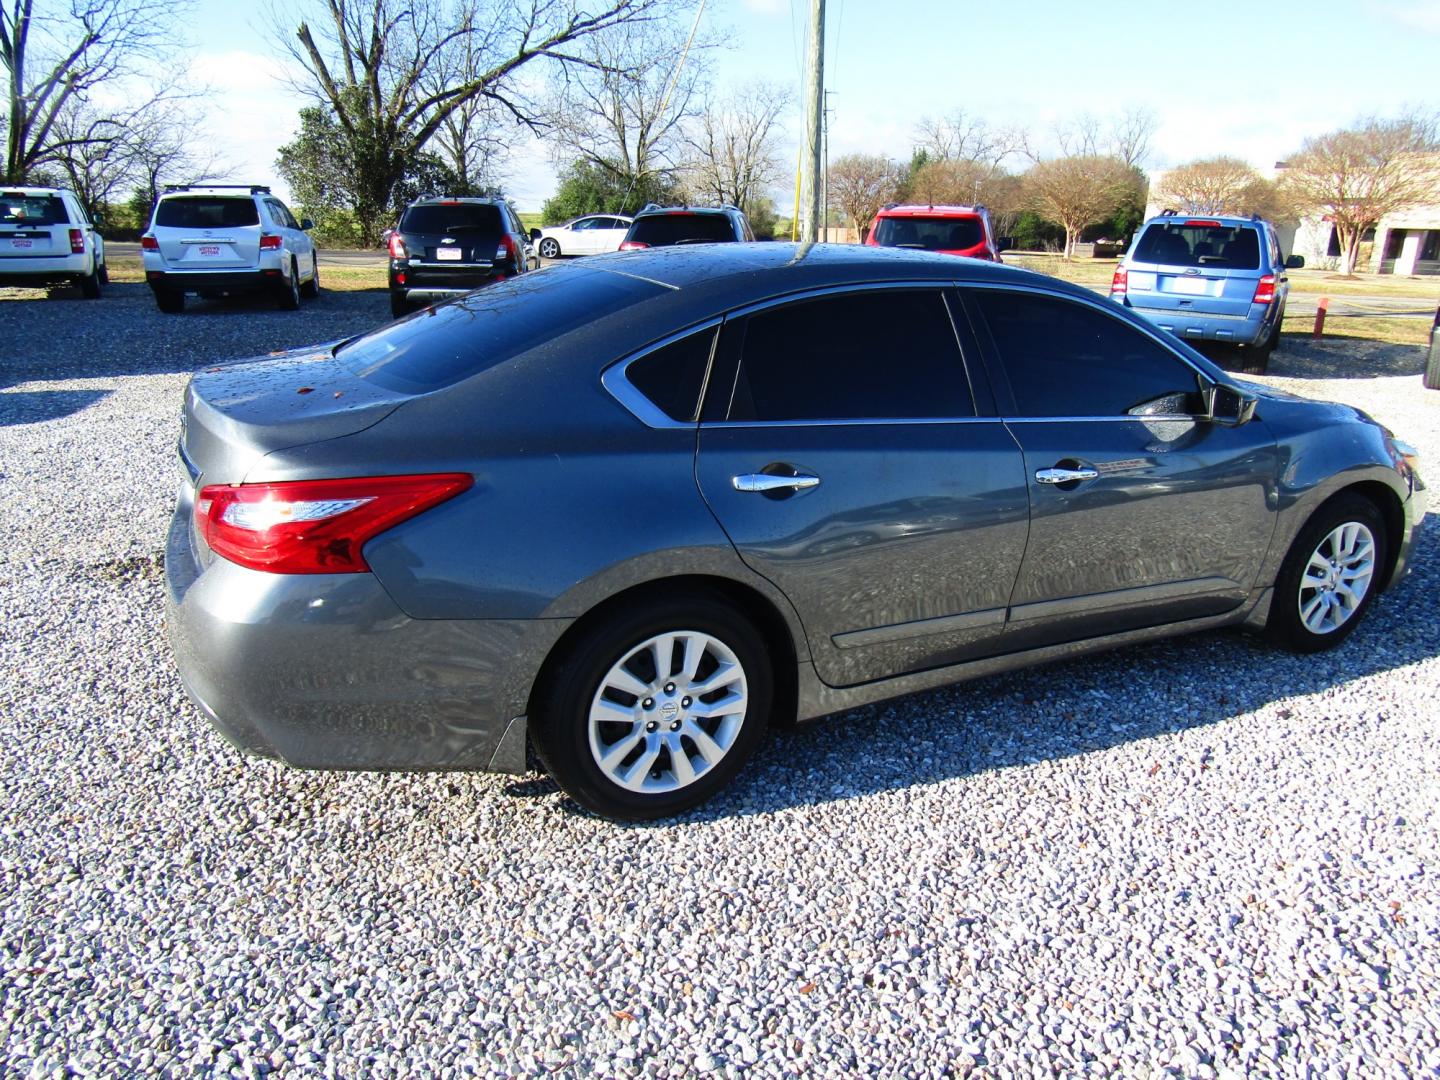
[{"x1": 532, "y1": 214, "x2": 633, "y2": 259}]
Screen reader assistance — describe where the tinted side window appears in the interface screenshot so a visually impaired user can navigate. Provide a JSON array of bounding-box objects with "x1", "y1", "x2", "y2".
[
  {"x1": 626, "y1": 327, "x2": 716, "y2": 422},
  {"x1": 972, "y1": 290, "x2": 1200, "y2": 417},
  {"x1": 728, "y1": 290, "x2": 974, "y2": 421}
]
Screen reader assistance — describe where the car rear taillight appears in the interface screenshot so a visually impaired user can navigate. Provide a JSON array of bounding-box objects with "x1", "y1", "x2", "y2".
[
  {"x1": 618, "y1": 241, "x2": 649, "y2": 251},
  {"x1": 196, "y1": 473, "x2": 473, "y2": 574},
  {"x1": 141, "y1": 235, "x2": 159, "y2": 251},
  {"x1": 1111, "y1": 266, "x2": 1128, "y2": 295},
  {"x1": 388, "y1": 233, "x2": 408, "y2": 259},
  {"x1": 496, "y1": 235, "x2": 515, "y2": 262},
  {"x1": 259, "y1": 234, "x2": 282, "y2": 251},
  {"x1": 1252, "y1": 273, "x2": 1277, "y2": 304},
  {"x1": 69, "y1": 229, "x2": 85, "y2": 254}
]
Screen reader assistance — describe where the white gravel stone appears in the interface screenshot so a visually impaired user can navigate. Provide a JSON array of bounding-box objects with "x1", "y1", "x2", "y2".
[{"x1": 1, "y1": 289, "x2": 1437, "y2": 1077}]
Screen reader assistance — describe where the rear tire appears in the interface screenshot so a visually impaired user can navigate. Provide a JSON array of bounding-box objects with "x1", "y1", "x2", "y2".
[
  {"x1": 530, "y1": 594, "x2": 773, "y2": 821},
  {"x1": 155, "y1": 288, "x2": 184, "y2": 314},
  {"x1": 300, "y1": 254, "x2": 320, "y2": 299},
  {"x1": 1424, "y1": 333, "x2": 1440, "y2": 390},
  {"x1": 97, "y1": 261, "x2": 110, "y2": 285},
  {"x1": 276, "y1": 259, "x2": 301, "y2": 310},
  {"x1": 389, "y1": 293, "x2": 411, "y2": 319},
  {"x1": 78, "y1": 265, "x2": 102, "y2": 299},
  {"x1": 1266, "y1": 493, "x2": 1387, "y2": 653}
]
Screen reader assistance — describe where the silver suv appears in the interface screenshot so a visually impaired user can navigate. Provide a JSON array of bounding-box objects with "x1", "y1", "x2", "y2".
[
  {"x1": 141, "y1": 185, "x2": 318, "y2": 314},
  {"x1": 0, "y1": 186, "x2": 107, "y2": 298}
]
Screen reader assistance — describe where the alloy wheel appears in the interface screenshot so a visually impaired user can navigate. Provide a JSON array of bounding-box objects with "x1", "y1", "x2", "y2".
[{"x1": 1298, "y1": 521, "x2": 1376, "y2": 634}]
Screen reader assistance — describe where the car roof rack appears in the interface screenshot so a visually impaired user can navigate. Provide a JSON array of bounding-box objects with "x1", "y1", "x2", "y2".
[{"x1": 164, "y1": 184, "x2": 271, "y2": 195}]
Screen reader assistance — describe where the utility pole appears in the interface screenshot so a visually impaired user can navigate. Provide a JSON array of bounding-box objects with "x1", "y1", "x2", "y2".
[
  {"x1": 823, "y1": 90, "x2": 835, "y2": 243},
  {"x1": 798, "y1": 0, "x2": 825, "y2": 243}
]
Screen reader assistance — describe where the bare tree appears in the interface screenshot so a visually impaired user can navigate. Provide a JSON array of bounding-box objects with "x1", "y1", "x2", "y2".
[
  {"x1": 914, "y1": 109, "x2": 1023, "y2": 170},
  {"x1": 1107, "y1": 106, "x2": 1157, "y2": 169},
  {"x1": 2, "y1": 0, "x2": 191, "y2": 183},
  {"x1": 423, "y1": 2, "x2": 512, "y2": 195},
  {"x1": 1280, "y1": 113, "x2": 1440, "y2": 275},
  {"x1": 546, "y1": 16, "x2": 710, "y2": 205},
  {"x1": 1052, "y1": 112, "x2": 1102, "y2": 158},
  {"x1": 685, "y1": 81, "x2": 787, "y2": 211},
  {"x1": 1155, "y1": 156, "x2": 1281, "y2": 217},
  {"x1": 829, "y1": 152, "x2": 904, "y2": 239},
  {"x1": 126, "y1": 104, "x2": 228, "y2": 212},
  {"x1": 1024, "y1": 154, "x2": 1136, "y2": 259},
  {"x1": 276, "y1": 0, "x2": 684, "y2": 241}
]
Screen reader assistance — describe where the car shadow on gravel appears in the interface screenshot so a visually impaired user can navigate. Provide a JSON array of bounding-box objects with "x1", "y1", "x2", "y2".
[
  {"x1": 1264, "y1": 337, "x2": 1426, "y2": 380},
  {"x1": 575, "y1": 516, "x2": 1440, "y2": 826},
  {"x1": 0, "y1": 282, "x2": 390, "y2": 389},
  {"x1": 0, "y1": 388, "x2": 111, "y2": 425}
]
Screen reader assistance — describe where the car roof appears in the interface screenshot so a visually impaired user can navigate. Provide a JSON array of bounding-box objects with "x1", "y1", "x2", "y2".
[
  {"x1": 634, "y1": 206, "x2": 738, "y2": 217},
  {"x1": 1143, "y1": 213, "x2": 1269, "y2": 227},
  {"x1": 578, "y1": 241, "x2": 1053, "y2": 301},
  {"x1": 1, "y1": 186, "x2": 75, "y2": 197},
  {"x1": 878, "y1": 205, "x2": 987, "y2": 217},
  {"x1": 410, "y1": 196, "x2": 503, "y2": 206}
]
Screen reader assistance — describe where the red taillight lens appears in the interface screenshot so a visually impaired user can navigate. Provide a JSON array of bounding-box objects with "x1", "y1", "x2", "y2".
[
  {"x1": 495, "y1": 235, "x2": 515, "y2": 262},
  {"x1": 196, "y1": 473, "x2": 473, "y2": 574},
  {"x1": 1111, "y1": 266, "x2": 1128, "y2": 294},
  {"x1": 259, "y1": 234, "x2": 282, "y2": 251},
  {"x1": 69, "y1": 228, "x2": 85, "y2": 254},
  {"x1": 1185, "y1": 219, "x2": 1222, "y2": 227},
  {"x1": 618, "y1": 241, "x2": 649, "y2": 251},
  {"x1": 388, "y1": 233, "x2": 408, "y2": 259},
  {"x1": 141, "y1": 235, "x2": 159, "y2": 251},
  {"x1": 1252, "y1": 273, "x2": 1277, "y2": 304}
]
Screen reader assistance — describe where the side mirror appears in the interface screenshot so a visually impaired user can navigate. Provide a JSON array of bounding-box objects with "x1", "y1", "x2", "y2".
[
  {"x1": 529, "y1": 228, "x2": 542, "y2": 242},
  {"x1": 1284, "y1": 254, "x2": 1304, "y2": 269},
  {"x1": 300, "y1": 218, "x2": 315, "y2": 231},
  {"x1": 1207, "y1": 383, "x2": 1258, "y2": 426},
  {"x1": 91, "y1": 214, "x2": 104, "y2": 228}
]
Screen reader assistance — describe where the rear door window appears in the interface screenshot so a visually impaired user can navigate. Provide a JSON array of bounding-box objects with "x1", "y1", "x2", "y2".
[
  {"x1": 628, "y1": 214, "x2": 735, "y2": 247},
  {"x1": 725, "y1": 289, "x2": 974, "y2": 421},
  {"x1": 2, "y1": 194, "x2": 70, "y2": 226},
  {"x1": 874, "y1": 216, "x2": 982, "y2": 250},
  {"x1": 337, "y1": 266, "x2": 665, "y2": 393},
  {"x1": 1132, "y1": 222, "x2": 1261, "y2": 269},
  {"x1": 970, "y1": 289, "x2": 1201, "y2": 417},
  {"x1": 401, "y1": 203, "x2": 502, "y2": 234},
  {"x1": 155, "y1": 198, "x2": 260, "y2": 229}
]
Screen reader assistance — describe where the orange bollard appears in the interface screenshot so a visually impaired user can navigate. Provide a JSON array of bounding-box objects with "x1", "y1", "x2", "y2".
[{"x1": 1313, "y1": 296, "x2": 1329, "y2": 339}]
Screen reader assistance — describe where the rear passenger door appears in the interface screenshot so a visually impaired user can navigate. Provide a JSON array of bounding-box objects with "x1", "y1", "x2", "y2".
[
  {"x1": 964, "y1": 286, "x2": 1280, "y2": 649},
  {"x1": 695, "y1": 286, "x2": 1030, "y2": 687}
]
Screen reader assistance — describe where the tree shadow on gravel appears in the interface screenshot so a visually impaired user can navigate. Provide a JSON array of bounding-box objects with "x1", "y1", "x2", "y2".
[
  {"x1": 0, "y1": 388, "x2": 111, "y2": 425},
  {"x1": 0, "y1": 282, "x2": 390, "y2": 389},
  {"x1": 571, "y1": 517, "x2": 1440, "y2": 827}
]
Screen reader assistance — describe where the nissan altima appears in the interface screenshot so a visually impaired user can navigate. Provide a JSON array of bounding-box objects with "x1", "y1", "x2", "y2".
[{"x1": 165, "y1": 244, "x2": 1426, "y2": 820}]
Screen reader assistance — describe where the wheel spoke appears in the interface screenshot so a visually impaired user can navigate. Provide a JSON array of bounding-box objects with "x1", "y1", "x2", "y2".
[
  {"x1": 680, "y1": 634, "x2": 706, "y2": 681},
  {"x1": 1307, "y1": 552, "x2": 1331, "y2": 575},
  {"x1": 669, "y1": 739, "x2": 697, "y2": 785},
  {"x1": 603, "y1": 665, "x2": 651, "y2": 699},
  {"x1": 690, "y1": 661, "x2": 740, "y2": 694},
  {"x1": 599, "y1": 729, "x2": 645, "y2": 772},
  {"x1": 651, "y1": 634, "x2": 677, "y2": 682},
  {"x1": 1301, "y1": 569, "x2": 1329, "y2": 589},
  {"x1": 684, "y1": 722, "x2": 728, "y2": 765},
  {"x1": 620, "y1": 742, "x2": 661, "y2": 787},
  {"x1": 688, "y1": 690, "x2": 746, "y2": 719}
]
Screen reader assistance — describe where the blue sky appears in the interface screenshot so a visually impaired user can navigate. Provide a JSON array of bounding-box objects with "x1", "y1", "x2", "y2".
[{"x1": 185, "y1": 0, "x2": 1440, "y2": 213}]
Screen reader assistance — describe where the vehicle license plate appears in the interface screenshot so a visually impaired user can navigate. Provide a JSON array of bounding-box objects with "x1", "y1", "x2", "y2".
[
  {"x1": 198, "y1": 245, "x2": 222, "y2": 256},
  {"x1": 1171, "y1": 276, "x2": 1207, "y2": 295},
  {"x1": 436, "y1": 248, "x2": 462, "y2": 261},
  {"x1": 10, "y1": 238, "x2": 32, "y2": 249}
]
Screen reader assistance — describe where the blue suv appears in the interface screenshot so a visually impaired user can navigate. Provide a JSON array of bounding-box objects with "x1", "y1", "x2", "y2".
[{"x1": 1111, "y1": 212, "x2": 1303, "y2": 372}]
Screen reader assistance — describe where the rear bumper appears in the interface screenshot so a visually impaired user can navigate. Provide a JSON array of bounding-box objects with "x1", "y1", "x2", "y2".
[
  {"x1": 390, "y1": 260, "x2": 509, "y2": 302},
  {"x1": 0, "y1": 253, "x2": 90, "y2": 283},
  {"x1": 164, "y1": 497, "x2": 569, "y2": 772},
  {"x1": 1119, "y1": 296, "x2": 1275, "y2": 346},
  {"x1": 147, "y1": 269, "x2": 282, "y2": 294}
]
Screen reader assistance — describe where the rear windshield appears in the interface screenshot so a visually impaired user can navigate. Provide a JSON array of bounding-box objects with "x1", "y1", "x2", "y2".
[
  {"x1": 155, "y1": 197, "x2": 259, "y2": 229},
  {"x1": 873, "y1": 215, "x2": 982, "y2": 251},
  {"x1": 2, "y1": 194, "x2": 69, "y2": 226},
  {"x1": 1132, "y1": 222, "x2": 1260, "y2": 269},
  {"x1": 336, "y1": 266, "x2": 664, "y2": 393},
  {"x1": 401, "y1": 203, "x2": 502, "y2": 234},
  {"x1": 628, "y1": 213, "x2": 735, "y2": 247}
]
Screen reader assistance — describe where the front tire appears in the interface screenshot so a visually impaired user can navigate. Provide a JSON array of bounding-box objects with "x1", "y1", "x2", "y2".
[
  {"x1": 538, "y1": 237, "x2": 561, "y2": 259},
  {"x1": 1267, "y1": 493, "x2": 1387, "y2": 653},
  {"x1": 531, "y1": 595, "x2": 773, "y2": 821}
]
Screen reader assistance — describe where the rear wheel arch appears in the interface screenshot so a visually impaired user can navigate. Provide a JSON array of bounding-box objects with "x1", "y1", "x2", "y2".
[{"x1": 528, "y1": 574, "x2": 801, "y2": 731}]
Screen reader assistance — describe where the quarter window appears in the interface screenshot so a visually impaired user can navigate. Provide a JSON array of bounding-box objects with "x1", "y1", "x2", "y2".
[
  {"x1": 726, "y1": 290, "x2": 974, "y2": 421},
  {"x1": 626, "y1": 327, "x2": 717, "y2": 422},
  {"x1": 971, "y1": 290, "x2": 1200, "y2": 417}
]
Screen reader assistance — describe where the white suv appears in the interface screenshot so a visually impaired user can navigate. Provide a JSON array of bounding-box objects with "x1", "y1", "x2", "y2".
[
  {"x1": 141, "y1": 185, "x2": 318, "y2": 314},
  {"x1": 0, "y1": 186, "x2": 107, "y2": 298}
]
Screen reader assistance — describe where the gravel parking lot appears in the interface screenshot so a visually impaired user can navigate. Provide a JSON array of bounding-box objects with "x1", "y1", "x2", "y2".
[{"x1": 2, "y1": 280, "x2": 1437, "y2": 1077}]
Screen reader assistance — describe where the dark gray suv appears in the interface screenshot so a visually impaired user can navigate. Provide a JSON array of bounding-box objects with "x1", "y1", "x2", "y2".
[{"x1": 166, "y1": 245, "x2": 1425, "y2": 820}]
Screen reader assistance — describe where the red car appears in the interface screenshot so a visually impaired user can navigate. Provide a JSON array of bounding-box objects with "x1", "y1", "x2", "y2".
[{"x1": 864, "y1": 204, "x2": 1002, "y2": 262}]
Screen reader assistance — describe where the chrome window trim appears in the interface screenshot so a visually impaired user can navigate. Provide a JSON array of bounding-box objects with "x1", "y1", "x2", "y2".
[
  {"x1": 601, "y1": 318, "x2": 723, "y2": 430},
  {"x1": 957, "y1": 277, "x2": 1219, "y2": 394},
  {"x1": 706, "y1": 416, "x2": 1005, "y2": 430}
]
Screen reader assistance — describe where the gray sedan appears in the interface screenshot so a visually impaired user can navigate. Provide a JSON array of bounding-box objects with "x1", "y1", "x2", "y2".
[{"x1": 165, "y1": 244, "x2": 1427, "y2": 820}]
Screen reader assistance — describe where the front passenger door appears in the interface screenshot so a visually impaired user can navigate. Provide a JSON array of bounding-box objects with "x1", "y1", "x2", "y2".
[{"x1": 965, "y1": 287, "x2": 1280, "y2": 649}]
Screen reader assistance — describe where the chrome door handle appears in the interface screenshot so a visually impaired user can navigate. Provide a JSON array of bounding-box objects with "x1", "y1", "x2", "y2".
[
  {"x1": 1035, "y1": 467, "x2": 1099, "y2": 485},
  {"x1": 732, "y1": 473, "x2": 821, "y2": 493}
]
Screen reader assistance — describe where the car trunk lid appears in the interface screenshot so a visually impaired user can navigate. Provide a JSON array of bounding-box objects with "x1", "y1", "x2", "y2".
[
  {"x1": 1, "y1": 192, "x2": 70, "y2": 260},
  {"x1": 400, "y1": 202, "x2": 503, "y2": 265},
  {"x1": 1125, "y1": 220, "x2": 1264, "y2": 316},
  {"x1": 152, "y1": 196, "x2": 263, "y2": 269}
]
